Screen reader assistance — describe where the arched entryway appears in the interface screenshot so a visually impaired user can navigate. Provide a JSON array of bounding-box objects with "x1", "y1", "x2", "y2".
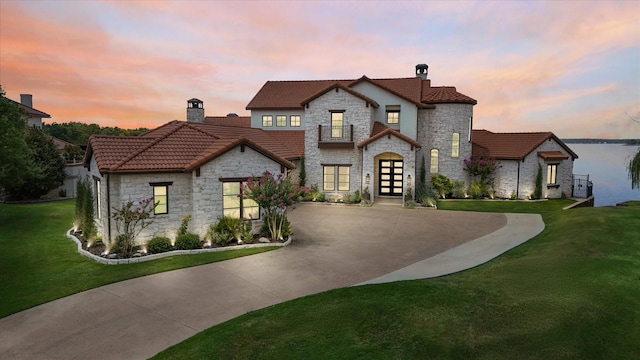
[{"x1": 374, "y1": 152, "x2": 403, "y2": 197}]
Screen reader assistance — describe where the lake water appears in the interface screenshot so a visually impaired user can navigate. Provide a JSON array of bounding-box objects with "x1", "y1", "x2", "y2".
[{"x1": 570, "y1": 143, "x2": 640, "y2": 206}]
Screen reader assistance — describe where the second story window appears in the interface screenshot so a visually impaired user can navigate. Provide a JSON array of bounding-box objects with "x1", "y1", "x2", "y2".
[
  {"x1": 262, "y1": 115, "x2": 273, "y2": 127},
  {"x1": 276, "y1": 115, "x2": 286, "y2": 127},
  {"x1": 290, "y1": 115, "x2": 301, "y2": 127},
  {"x1": 331, "y1": 111, "x2": 344, "y2": 138},
  {"x1": 387, "y1": 111, "x2": 399, "y2": 124}
]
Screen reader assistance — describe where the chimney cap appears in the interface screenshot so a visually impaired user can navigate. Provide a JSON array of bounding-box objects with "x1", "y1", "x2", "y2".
[{"x1": 415, "y1": 64, "x2": 428, "y2": 80}]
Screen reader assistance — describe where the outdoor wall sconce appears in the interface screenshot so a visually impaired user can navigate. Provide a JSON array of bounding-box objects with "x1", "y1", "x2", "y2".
[
  {"x1": 365, "y1": 173, "x2": 370, "y2": 185},
  {"x1": 406, "y1": 174, "x2": 412, "y2": 188}
]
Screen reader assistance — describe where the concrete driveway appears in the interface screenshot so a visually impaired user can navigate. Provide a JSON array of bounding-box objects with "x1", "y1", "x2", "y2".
[{"x1": 0, "y1": 204, "x2": 532, "y2": 360}]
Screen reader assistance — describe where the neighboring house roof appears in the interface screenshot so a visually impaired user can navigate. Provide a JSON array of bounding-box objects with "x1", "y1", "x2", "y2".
[
  {"x1": 357, "y1": 121, "x2": 422, "y2": 149},
  {"x1": 86, "y1": 121, "x2": 298, "y2": 173},
  {"x1": 49, "y1": 135, "x2": 75, "y2": 152},
  {"x1": 472, "y1": 130, "x2": 578, "y2": 160},
  {"x1": 246, "y1": 76, "x2": 476, "y2": 110},
  {"x1": 7, "y1": 98, "x2": 51, "y2": 118}
]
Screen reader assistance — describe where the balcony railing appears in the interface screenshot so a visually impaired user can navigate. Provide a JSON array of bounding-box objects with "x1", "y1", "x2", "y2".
[{"x1": 318, "y1": 124, "x2": 354, "y2": 149}]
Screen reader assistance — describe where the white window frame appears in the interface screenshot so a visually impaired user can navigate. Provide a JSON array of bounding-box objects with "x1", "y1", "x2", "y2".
[{"x1": 430, "y1": 149, "x2": 439, "y2": 173}]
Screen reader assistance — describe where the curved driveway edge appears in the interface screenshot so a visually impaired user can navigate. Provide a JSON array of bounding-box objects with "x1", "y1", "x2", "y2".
[
  {"x1": 0, "y1": 206, "x2": 544, "y2": 360},
  {"x1": 357, "y1": 213, "x2": 545, "y2": 285}
]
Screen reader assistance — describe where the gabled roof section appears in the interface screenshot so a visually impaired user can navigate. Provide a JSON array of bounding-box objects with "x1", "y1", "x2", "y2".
[
  {"x1": 246, "y1": 80, "x2": 351, "y2": 110},
  {"x1": 300, "y1": 82, "x2": 379, "y2": 108},
  {"x1": 8, "y1": 98, "x2": 51, "y2": 118},
  {"x1": 187, "y1": 137, "x2": 294, "y2": 170},
  {"x1": 357, "y1": 121, "x2": 421, "y2": 149},
  {"x1": 246, "y1": 74, "x2": 476, "y2": 110},
  {"x1": 86, "y1": 120, "x2": 302, "y2": 173},
  {"x1": 472, "y1": 130, "x2": 578, "y2": 160}
]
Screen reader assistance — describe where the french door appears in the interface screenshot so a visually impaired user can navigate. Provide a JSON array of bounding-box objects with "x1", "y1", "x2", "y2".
[{"x1": 379, "y1": 160, "x2": 403, "y2": 196}]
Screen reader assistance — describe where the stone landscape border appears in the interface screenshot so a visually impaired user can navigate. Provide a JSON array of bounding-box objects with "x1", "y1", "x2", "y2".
[{"x1": 66, "y1": 229, "x2": 290, "y2": 265}]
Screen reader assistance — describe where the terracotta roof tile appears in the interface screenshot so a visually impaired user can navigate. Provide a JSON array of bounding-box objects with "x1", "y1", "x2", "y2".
[
  {"x1": 300, "y1": 83, "x2": 379, "y2": 108},
  {"x1": 247, "y1": 76, "x2": 476, "y2": 110},
  {"x1": 471, "y1": 130, "x2": 577, "y2": 160},
  {"x1": 358, "y1": 121, "x2": 421, "y2": 149},
  {"x1": 87, "y1": 120, "x2": 302, "y2": 173},
  {"x1": 204, "y1": 116, "x2": 251, "y2": 128}
]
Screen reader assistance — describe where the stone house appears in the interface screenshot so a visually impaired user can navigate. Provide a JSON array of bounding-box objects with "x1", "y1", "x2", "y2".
[
  {"x1": 472, "y1": 130, "x2": 579, "y2": 199},
  {"x1": 85, "y1": 64, "x2": 579, "y2": 244}
]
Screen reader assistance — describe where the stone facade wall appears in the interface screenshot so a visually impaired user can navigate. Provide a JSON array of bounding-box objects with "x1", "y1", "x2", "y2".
[
  {"x1": 110, "y1": 172, "x2": 193, "y2": 244},
  {"x1": 417, "y1": 104, "x2": 473, "y2": 185},
  {"x1": 303, "y1": 89, "x2": 373, "y2": 195},
  {"x1": 191, "y1": 146, "x2": 285, "y2": 238},
  {"x1": 492, "y1": 139, "x2": 575, "y2": 199}
]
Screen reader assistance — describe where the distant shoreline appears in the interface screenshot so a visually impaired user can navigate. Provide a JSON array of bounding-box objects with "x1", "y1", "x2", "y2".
[{"x1": 562, "y1": 139, "x2": 640, "y2": 145}]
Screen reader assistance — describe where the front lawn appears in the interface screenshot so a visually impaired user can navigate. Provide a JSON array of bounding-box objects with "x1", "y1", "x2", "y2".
[
  {"x1": 153, "y1": 200, "x2": 640, "y2": 359},
  {"x1": 0, "y1": 200, "x2": 277, "y2": 318}
]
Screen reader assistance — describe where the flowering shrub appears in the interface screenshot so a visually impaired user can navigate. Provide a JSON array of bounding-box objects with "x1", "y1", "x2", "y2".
[
  {"x1": 111, "y1": 197, "x2": 157, "y2": 256},
  {"x1": 464, "y1": 156, "x2": 501, "y2": 183},
  {"x1": 242, "y1": 171, "x2": 307, "y2": 241}
]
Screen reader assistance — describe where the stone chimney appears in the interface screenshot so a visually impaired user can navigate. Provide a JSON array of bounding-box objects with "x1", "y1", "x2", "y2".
[
  {"x1": 186, "y1": 98, "x2": 204, "y2": 123},
  {"x1": 415, "y1": 64, "x2": 428, "y2": 80},
  {"x1": 20, "y1": 94, "x2": 33, "y2": 108}
]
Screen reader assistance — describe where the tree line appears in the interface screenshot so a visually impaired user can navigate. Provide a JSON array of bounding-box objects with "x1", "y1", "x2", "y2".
[{"x1": 43, "y1": 122, "x2": 149, "y2": 147}]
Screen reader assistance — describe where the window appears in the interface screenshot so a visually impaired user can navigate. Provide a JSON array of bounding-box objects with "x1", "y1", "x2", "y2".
[
  {"x1": 153, "y1": 185, "x2": 168, "y2": 215},
  {"x1": 452, "y1": 132, "x2": 460, "y2": 158},
  {"x1": 430, "y1": 149, "x2": 439, "y2": 173},
  {"x1": 331, "y1": 112, "x2": 343, "y2": 138},
  {"x1": 94, "y1": 178, "x2": 101, "y2": 219},
  {"x1": 386, "y1": 111, "x2": 399, "y2": 124},
  {"x1": 547, "y1": 164, "x2": 558, "y2": 185},
  {"x1": 323, "y1": 165, "x2": 350, "y2": 191},
  {"x1": 223, "y1": 182, "x2": 259, "y2": 220},
  {"x1": 290, "y1": 115, "x2": 301, "y2": 127},
  {"x1": 276, "y1": 115, "x2": 286, "y2": 127},
  {"x1": 262, "y1": 115, "x2": 273, "y2": 127},
  {"x1": 468, "y1": 116, "x2": 473, "y2": 142}
]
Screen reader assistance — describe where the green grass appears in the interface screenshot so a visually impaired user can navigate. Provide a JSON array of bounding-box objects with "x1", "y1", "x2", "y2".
[
  {"x1": 0, "y1": 200, "x2": 277, "y2": 318},
  {"x1": 153, "y1": 200, "x2": 640, "y2": 359}
]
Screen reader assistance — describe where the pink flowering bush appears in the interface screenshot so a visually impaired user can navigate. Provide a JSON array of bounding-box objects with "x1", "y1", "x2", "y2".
[
  {"x1": 242, "y1": 171, "x2": 308, "y2": 241},
  {"x1": 111, "y1": 197, "x2": 157, "y2": 256},
  {"x1": 464, "y1": 156, "x2": 501, "y2": 197}
]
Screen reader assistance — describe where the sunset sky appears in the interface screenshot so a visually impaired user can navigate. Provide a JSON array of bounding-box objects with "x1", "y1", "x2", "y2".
[{"x1": 1, "y1": 0, "x2": 638, "y2": 138}]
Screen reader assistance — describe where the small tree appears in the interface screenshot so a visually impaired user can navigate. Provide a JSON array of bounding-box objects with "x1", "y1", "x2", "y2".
[
  {"x1": 111, "y1": 197, "x2": 157, "y2": 256},
  {"x1": 242, "y1": 171, "x2": 306, "y2": 241},
  {"x1": 532, "y1": 164, "x2": 543, "y2": 200},
  {"x1": 298, "y1": 155, "x2": 306, "y2": 187},
  {"x1": 416, "y1": 155, "x2": 426, "y2": 199},
  {"x1": 629, "y1": 148, "x2": 640, "y2": 189}
]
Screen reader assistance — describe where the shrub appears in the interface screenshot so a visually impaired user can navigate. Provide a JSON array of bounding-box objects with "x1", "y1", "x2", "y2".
[
  {"x1": 452, "y1": 181, "x2": 467, "y2": 198},
  {"x1": 510, "y1": 190, "x2": 518, "y2": 200},
  {"x1": 175, "y1": 233, "x2": 201, "y2": 250},
  {"x1": 469, "y1": 181, "x2": 487, "y2": 199},
  {"x1": 146, "y1": 236, "x2": 172, "y2": 254},
  {"x1": 316, "y1": 192, "x2": 326, "y2": 202},
  {"x1": 178, "y1": 215, "x2": 191, "y2": 236},
  {"x1": 58, "y1": 188, "x2": 67, "y2": 197},
  {"x1": 431, "y1": 174, "x2": 453, "y2": 198},
  {"x1": 110, "y1": 234, "x2": 128, "y2": 255},
  {"x1": 211, "y1": 216, "x2": 243, "y2": 245},
  {"x1": 420, "y1": 196, "x2": 437, "y2": 207}
]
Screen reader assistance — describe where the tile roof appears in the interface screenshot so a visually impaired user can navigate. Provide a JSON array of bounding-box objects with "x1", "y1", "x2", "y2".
[
  {"x1": 246, "y1": 75, "x2": 476, "y2": 110},
  {"x1": 471, "y1": 130, "x2": 578, "y2": 160},
  {"x1": 358, "y1": 121, "x2": 421, "y2": 149},
  {"x1": 86, "y1": 121, "x2": 301, "y2": 173},
  {"x1": 8, "y1": 98, "x2": 51, "y2": 118},
  {"x1": 204, "y1": 116, "x2": 251, "y2": 128},
  {"x1": 300, "y1": 83, "x2": 379, "y2": 108}
]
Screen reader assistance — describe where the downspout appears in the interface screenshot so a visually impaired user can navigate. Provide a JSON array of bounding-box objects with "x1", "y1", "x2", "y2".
[
  {"x1": 106, "y1": 173, "x2": 111, "y2": 243},
  {"x1": 516, "y1": 160, "x2": 521, "y2": 198}
]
